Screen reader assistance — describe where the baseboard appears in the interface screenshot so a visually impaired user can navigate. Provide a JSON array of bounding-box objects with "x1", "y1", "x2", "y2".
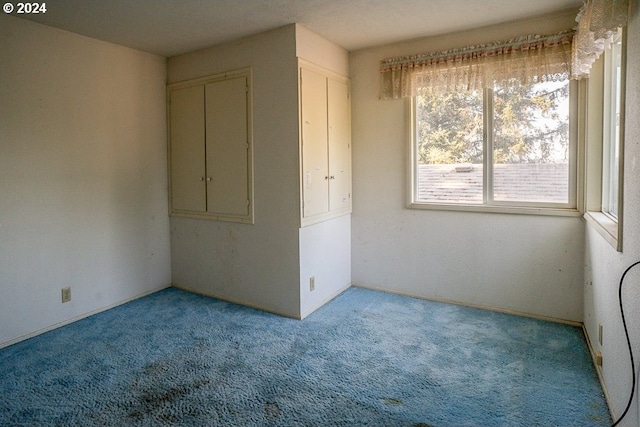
[
  {"x1": 582, "y1": 324, "x2": 616, "y2": 421},
  {"x1": 171, "y1": 283, "x2": 302, "y2": 320},
  {"x1": 352, "y1": 283, "x2": 616, "y2": 418},
  {"x1": 300, "y1": 282, "x2": 352, "y2": 320},
  {"x1": 352, "y1": 283, "x2": 583, "y2": 327},
  {"x1": 0, "y1": 284, "x2": 171, "y2": 350}
]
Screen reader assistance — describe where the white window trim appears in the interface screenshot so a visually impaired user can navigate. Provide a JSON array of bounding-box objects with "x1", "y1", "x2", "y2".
[
  {"x1": 407, "y1": 81, "x2": 582, "y2": 217},
  {"x1": 583, "y1": 28, "x2": 626, "y2": 252},
  {"x1": 585, "y1": 211, "x2": 619, "y2": 248}
]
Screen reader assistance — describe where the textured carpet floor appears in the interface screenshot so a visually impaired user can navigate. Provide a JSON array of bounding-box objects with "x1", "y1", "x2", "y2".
[{"x1": 0, "y1": 287, "x2": 611, "y2": 426}]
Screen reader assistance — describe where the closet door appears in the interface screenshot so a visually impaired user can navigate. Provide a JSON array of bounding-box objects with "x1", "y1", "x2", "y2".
[
  {"x1": 327, "y1": 77, "x2": 351, "y2": 213},
  {"x1": 300, "y1": 67, "x2": 330, "y2": 218},
  {"x1": 205, "y1": 77, "x2": 249, "y2": 217},
  {"x1": 168, "y1": 68, "x2": 254, "y2": 223},
  {"x1": 169, "y1": 85, "x2": 206, "y2": 213}
]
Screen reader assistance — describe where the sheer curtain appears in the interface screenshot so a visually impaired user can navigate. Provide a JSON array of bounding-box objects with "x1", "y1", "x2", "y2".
[
  {"x1": 379, "y1": 31, "x2": 574, "y2": 99},
  {"x1": 571, "y1": 0, "x2": 629, "y2": 79},
  {"x1": 379, "y1": 0, "x2": 630, "y2": 99}
]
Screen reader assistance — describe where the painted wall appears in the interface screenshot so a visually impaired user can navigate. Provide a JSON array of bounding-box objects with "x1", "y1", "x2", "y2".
[
  {"x1": 583, "y1": 3, "x2": 640, "y2": 425},
  {"x1": 0, "y1": 15, "x2": 171, "y2": 347},
  {"x1": 168, "y1": 26, "x2": 303, "y2": 318},
  {"x1": 299, "y1": 215, "x2": 351, "y2": 318},
  {"x1": 168, "y1": 24, "x2": 352, "y2": 319},
  {"x1": 349, "y1": 9, "x2": 585, "y2": 322},
  {"x1": 295, "y1": 25, "x2": 352, "y2": 318},
  {"x1": 295, "y1": 24, "x2": 349, "y2": 77}
]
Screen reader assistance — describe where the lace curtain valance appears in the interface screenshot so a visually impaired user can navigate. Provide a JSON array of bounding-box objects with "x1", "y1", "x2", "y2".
[
  {"x1": 379, "y1": 30, "x2": 574, "y2": 99},
  {"x1": 571, "y1": 0, "x2": 629, "y2": 79}
]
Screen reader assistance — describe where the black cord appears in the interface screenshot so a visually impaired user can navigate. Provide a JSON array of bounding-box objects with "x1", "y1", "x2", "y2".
[{"x1": 610, "y1": 260, "x2": 640, "y2": 427}]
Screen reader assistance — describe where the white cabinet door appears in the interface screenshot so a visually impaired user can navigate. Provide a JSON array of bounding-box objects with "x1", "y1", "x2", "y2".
[
  {"x1": 301, "y1": 67, "x2": 330, "y2": 219},
  {"x1": 168, "y1": 69, "x2": 253, "y2": 223},
  {"x1": 300, "y1": 63, "x2": 351, "y2": 226},
  {"x1": 169, "y1": 85, "x2": 206, "y2": 213},
  {"x1": 205, "y1": 77, "x2": 249, "y2": 217},
  {"x1": 327, "y1": 77, "x2": 351, "y2": 214}
]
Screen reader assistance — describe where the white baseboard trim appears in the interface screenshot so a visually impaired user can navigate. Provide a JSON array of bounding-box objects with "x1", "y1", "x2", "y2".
[
  {"x1": 582, "y1": 324, "x2": 615, "y2": 421},
  {"x1": 300, "y1": 282, "x2": 352, "y2": 320},
  {"x1": 352, "y1": 282, "x2": 582, "y2": 327},
  {"x1": 171, "y1": 283, "x2": 302, "y2": 320},
  {"x1": 0, "y1": 284, "x2": 171, "y2": 350},
  {"x1": 352, "y1": 284, "x2": 615, "y2": 417},
  {"x1": 173, "y1": 282, "x2": 351, "y2": 321}
]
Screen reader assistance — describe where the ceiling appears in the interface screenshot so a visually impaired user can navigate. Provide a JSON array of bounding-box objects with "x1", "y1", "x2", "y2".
[{"x1": 17, "y1": 0, "x2": 582, "y2": 57}]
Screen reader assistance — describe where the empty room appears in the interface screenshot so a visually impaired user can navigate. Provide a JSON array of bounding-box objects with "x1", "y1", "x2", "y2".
[{"x1": 1, "y1": 0, "x2": 639, "y2": 425}]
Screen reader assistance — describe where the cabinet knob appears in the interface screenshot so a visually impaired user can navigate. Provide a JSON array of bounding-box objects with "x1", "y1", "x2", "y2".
[
  {"x1": 330, "y1": 176, "x2": 335, "y2": 180},
  {"x1": 206, "y1": 177, "x2": 212, "y2": 182}
]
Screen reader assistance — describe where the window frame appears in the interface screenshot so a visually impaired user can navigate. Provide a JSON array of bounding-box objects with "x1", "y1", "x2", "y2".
[
  {"x1": 407, "y1": 80, "x2": 581, "y2": 217},
  {"x1": 584, "y1": 28, "x2": 626, "y2": 251},
  {"x1": 601, "y1": 30, "x2": 623, "y2": 221}
]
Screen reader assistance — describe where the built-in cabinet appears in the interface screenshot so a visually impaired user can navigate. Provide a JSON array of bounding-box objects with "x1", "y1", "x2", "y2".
[
  {"x1": 168, "y1": 62, "x2": 349, "y2": 228},
  {"x1": 299, "y1": 61, "x2": 352, "y2": 226},
  {"x1": 167, "y1": 68, "x2": 253, "y2": 223},
  {"x1": 167, "y1": 25, "x2": 351, "y2": 319}
]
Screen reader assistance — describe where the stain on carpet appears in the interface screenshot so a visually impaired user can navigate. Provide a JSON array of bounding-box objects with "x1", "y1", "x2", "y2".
[
  {"x1": 264, "y1": 401, "x2": 282, "y2": 419},
  {"x1": 384, "y1": 397, "x2": 403, "y2": 406},
  {"x1": 0, "y1": 287, "x2": 613, "y2": 427},
  {"x1": 127, "y1": 379, "x2": 211, "y2": 419}
]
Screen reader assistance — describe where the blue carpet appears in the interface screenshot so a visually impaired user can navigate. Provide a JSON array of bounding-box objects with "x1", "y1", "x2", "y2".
[{"x1": 0, "y1": 287, "x2": 611, "y2": 426}]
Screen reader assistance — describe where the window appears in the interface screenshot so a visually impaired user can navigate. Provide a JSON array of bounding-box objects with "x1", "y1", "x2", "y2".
[
  {"x1": 601, "y1": 30, "x2": 623, "y2": 220},
  {"x1": 584, "y1": 28, "x2": 625, "y2": 250},
  {"x1": 379, "y1": 30, "x2": 576, "y2": 215},
  {"x1": 410, "y1": 79, "x2": 577, "y2": 214}
]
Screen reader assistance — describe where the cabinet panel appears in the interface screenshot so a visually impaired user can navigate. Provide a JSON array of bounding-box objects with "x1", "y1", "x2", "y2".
[
  {"x1": 170, "y1": 85, "x2": 206, "y2": 212},
  {"x1": 327, "y1": 77, "x2": 351, "y2": 213},
  {"x1": 205, "y1": 77, "x2": 249, "y2": 217},
  {"x1": 299, "y1": 62, "x2": 352, "y2": 227},
  {"x1": 168, "y1": 68, "x2": 254, "y2": 223},
  {"x1": 301, "y1": 67, "x2": 330, "y2": 218}
]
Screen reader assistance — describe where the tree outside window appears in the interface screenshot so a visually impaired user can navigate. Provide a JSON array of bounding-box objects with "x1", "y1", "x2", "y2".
[{"x1": 413, "y1": 79, "x2": 572, "y2": 207}]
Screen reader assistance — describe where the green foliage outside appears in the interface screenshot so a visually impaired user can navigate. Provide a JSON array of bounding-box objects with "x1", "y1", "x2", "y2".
[{"x1": 416, "y1": 81, "x2": 569, "y2": 165}]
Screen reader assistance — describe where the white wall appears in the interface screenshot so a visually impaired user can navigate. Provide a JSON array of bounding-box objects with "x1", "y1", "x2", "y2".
[
  {"x1": 350, "y1": 9, "x2": 585, "y2": 322},
  {"x1": 295, "y1": 24, "x2": 349, "y2": 77},
  {"x1": 0, "y1": 15, "x2": 171, "y2": 347},
  {"x1": 299, "y1": 215, "x2": 351, "y2": 318},
  {"x1": 584, "y1": 3, "x2": 640, "y2": 425},
  {"x1": 168, "y1": 24, "x2": 353, "y2": 319},
  {"x1": 295, "y1": 24, "x2": 352, "y2": 318},
  {"x1": 168, "y1": 26, "x2": 303, "y2": 318}
]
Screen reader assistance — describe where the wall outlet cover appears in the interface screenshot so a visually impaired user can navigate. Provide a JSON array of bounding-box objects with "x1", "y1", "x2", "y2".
[{"x1": 61, "y1": 287, "x2": 71, "y2": 303}]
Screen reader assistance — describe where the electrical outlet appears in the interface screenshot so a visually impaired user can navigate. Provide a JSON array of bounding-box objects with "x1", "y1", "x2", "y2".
[
  {"x1": 598, "y1": 323, "x2": 603, "y2": 346},
  {"x1": 309, "y1": 276, "x2": 315, "y2": 292},
  {"x1": 61, "y1": 287, "x2": 71, "y2": 303}
]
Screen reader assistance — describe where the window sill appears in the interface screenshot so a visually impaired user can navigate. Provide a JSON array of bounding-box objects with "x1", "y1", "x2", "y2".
[
  {"x1": 407, "y1": 202, "x2": 583, "y2": 217},
  {"x1": 584, "y1": 211, "x2": 621, "y2": 251}
]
